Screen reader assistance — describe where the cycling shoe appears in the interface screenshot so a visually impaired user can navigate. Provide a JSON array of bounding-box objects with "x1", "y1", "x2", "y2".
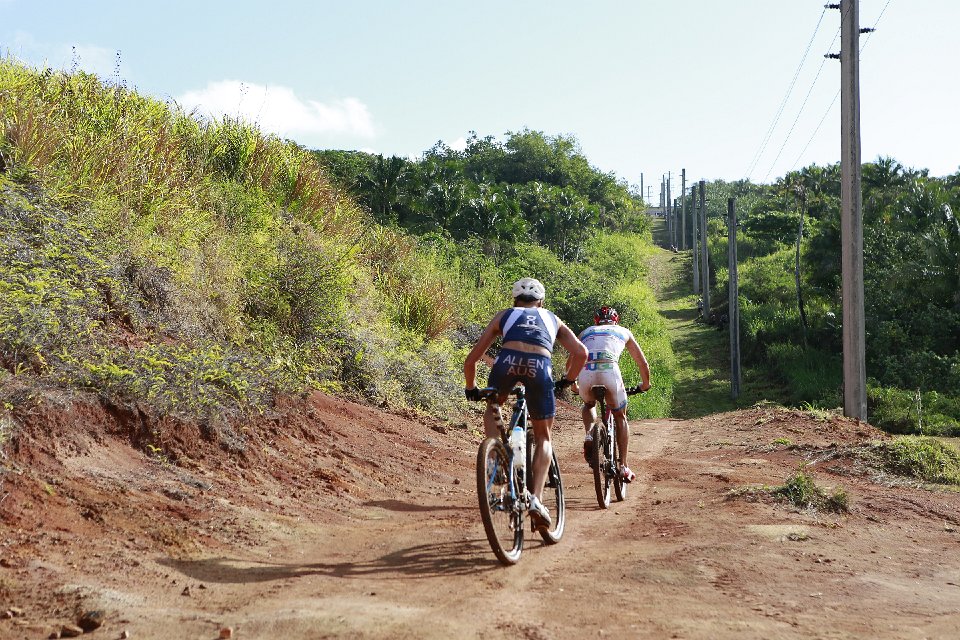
[{"x1": 528, "y1": 496, "x2": 552, "y2": 531}]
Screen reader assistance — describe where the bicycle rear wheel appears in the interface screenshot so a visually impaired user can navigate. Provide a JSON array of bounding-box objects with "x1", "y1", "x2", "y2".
[
  {"x1": 476, "y1": 437, "x2": 523, "y2": 565},
  {"x1": 591, "y1": 422, "x2": 611, "y2": 509},
  {"x1": 529, "y1": 435, "x2": 565, "y2": 544}
]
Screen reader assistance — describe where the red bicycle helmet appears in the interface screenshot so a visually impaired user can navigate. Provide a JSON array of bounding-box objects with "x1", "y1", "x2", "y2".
[{"x1": 594, "y1": 305, "x2": 619, "y2": 325}]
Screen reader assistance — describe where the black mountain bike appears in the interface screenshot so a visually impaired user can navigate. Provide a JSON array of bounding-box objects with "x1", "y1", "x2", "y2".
[
  {"x1": 473, "y1": 386, "x2": 565, "y2": 565},
  {"x1": 590, "y1": 384, "x2": 645, "y2": 509}
]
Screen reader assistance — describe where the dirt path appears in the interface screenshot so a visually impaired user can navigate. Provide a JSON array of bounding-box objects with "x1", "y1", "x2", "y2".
[
  {"x1": 3, "y1": 389, "x2": 960, "y2": 639},
  {"x1": 648, "y1": 218, "x2": 783, "y2": 417}
]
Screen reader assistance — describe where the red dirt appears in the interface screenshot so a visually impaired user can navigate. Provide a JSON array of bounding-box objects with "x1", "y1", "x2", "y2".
[{"x1": 2, "y1": 392, "x2": 959, "y2": 639}]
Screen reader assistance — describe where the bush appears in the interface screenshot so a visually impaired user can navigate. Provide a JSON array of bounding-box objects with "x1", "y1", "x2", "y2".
[
  {"x1": 868, "y1": 384, "x2": 960, "y2": 436},
  {"x1": 771, "y1": 467, "x2": 849, "y2": 512},
  {"x1": 874, "y1": 436, "x2": 960, "y2": 485},
  {"x1": 765, "y1": 342, "x2": 841, "y2": 407}
]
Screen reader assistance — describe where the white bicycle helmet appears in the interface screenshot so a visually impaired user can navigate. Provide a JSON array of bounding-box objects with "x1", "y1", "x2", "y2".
[{"x1": 511, "y1": 277, "x2": 545, "y2": 301}]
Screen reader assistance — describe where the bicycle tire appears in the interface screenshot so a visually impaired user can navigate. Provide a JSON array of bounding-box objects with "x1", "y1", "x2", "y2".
[
  {"x1": 591, "y1": 421, "x2": 611, "y2": 509},
  {"x1": 528, "y1": 435, "x2": 565, "y2": 544},
  {"x1": 476, "y1": 437, "x2": 523, "y2": 565},
  {"x1": 613, "y1": 420, "x2": 627, "y2": 502}
]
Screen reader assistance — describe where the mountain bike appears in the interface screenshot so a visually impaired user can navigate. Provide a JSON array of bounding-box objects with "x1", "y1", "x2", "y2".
[
  {"x1": 473, "y1": 386, "x2": 565, "y2": 565},
  {"x1": 589, "y1": 384, "x2": 645, "y2": 509}
]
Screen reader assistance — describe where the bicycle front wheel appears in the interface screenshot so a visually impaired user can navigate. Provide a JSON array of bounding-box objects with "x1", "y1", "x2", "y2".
[
  {"x1": 476, "y1": 437, "x2": 523, "y2": 565},
  {"x1": 529, "y1": 436, "x2": 565, "y2": 544}
]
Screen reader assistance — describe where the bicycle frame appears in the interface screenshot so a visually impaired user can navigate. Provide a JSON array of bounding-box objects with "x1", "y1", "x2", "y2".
[
  {"x1": 502, "y1": 387, "x2": 530, "y2": 513},
  {"x1": 479, "y1": 386, "x2": 531, "y2": 517}
]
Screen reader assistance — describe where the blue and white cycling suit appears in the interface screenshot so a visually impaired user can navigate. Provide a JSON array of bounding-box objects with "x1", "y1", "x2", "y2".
[{"x1": 487, "y1": 307, "x2": 560, "y2": 420}]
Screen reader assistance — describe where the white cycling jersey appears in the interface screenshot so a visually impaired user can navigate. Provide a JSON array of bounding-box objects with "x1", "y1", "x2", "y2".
[
  {"x1": 578, "y1": 324, "x2": 634, "y2": 370},
  {"x1": 577, "y1": 324, "x2": 634, "y2": 410}
]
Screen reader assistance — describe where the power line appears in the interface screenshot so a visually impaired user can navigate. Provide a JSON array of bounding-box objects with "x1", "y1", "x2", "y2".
[
  {"x1": 788, "y1": 0, "x2": 894, "y2": 173},
  {"x1": 790, "y1": 88, "x2": 840, "y2": 171},
  {"x1": 744, "y1": 7, "x2": 827, "y2": 181},
  {"x1": 860, "y1": 0, "x2": 893, "y2": 52},
  {"x1": 762, "y1": 26, "x2": 841, "y2": 182}
]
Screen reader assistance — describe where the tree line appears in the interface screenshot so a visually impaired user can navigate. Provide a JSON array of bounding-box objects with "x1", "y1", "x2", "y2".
[
  {"x1": 698, "y1": 159, "x2": 960, "y2": 433},
  {"x1": 314, "y1": 129, "x2": 647, "y2": 262}
]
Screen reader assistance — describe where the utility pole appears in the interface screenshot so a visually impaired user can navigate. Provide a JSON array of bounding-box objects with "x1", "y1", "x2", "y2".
[
  {"x1": 681, "y1": 168, "x2": 687, "y2": 250},
  {"x1": 640, "y1": 173, "x2": 645, "y2": 207},
  {"x1": 692, "y1": 182, "x2": 700, "y2": 294},
  {"x1": 699, "y1": 180, "x2": 710, "y2": 319},
  {"x1": 661, "y1": 176, "x2": 668, "y2": 246},
  {"x1": 728, "y1": 197, "x2": 742, "y2": 399},
  {"x1": 831, "y1": 0, "x2": 867, "y2": 420},
  {"x1": 667, "y1": 172, "x2": 673, "y2": 249}
]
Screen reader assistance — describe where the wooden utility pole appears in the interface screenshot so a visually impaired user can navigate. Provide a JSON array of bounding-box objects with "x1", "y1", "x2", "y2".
[
  {"x1": 839, "y1": 0, "x2": 867, "y2": 420},
  {"x1": 692, "y1": 182, "x2": 700, "y2": 294},
  {"x1": 681, "y1": 168, "x2": 687, "y2": 250},
  {"x1": 699, "y1": 180, "x2": 710, "y2": 318},
  {"x1": 727, "y1": 197, "x2": 742, "y2": 399}
]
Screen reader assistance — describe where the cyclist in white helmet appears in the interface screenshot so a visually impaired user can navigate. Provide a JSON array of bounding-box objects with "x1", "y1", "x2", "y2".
[
  {"x1": 576, "y1": 305, "x2": 651, "y2": 483},
  {"x1": 464, "y1": 277, "x2": 587, "y2": 532}
]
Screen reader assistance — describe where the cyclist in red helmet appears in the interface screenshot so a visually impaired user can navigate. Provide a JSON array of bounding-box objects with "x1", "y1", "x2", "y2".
[
  {"x1": 575, "y1": 305, "x2": 651, "y2": 483},
  {"x1": 464, "y1": 278, "x2": 587, "y2": 531}
]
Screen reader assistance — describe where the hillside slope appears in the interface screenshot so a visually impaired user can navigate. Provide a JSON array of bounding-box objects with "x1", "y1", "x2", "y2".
[{"x1": 2, "y1": 391, "x2": 959, "y2": 639}]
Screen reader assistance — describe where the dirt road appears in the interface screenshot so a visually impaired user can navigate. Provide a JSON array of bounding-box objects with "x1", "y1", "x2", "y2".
[{"x1": 2, "y1": 391, "x2": 960, "y2": 639}]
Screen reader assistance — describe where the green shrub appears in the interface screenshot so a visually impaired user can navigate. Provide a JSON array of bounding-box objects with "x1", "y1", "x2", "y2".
[
  {"x1": 771, "y1": 467, "x2": 849, "y2": 512},
  {"x1": 869, "y1": 384, "x2": 960, "y2": 436},
  {"x1": 329, "y1": 321, "x2": 464, "y2": 414},
  {"x1": 364, "y1": 228, "x2": 458, "y2": 339},
  {"x1": 765, "y1": 342, "x2": 841, "y2": 407},
  {"x1": 584, "y1": 231, "x2": 651, "y2": 282},
  {"x1": 613, "y1": 279, "x2": 675, "y2": 419},
  {"x1": 69, "y1": 342, "x2": 275, "y2": 416},
  {"x1": 874, "y1": 436, "x2": 960, "y2": 485}
]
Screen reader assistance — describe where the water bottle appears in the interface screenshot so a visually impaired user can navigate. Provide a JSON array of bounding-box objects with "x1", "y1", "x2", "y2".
[{"x1": 508, "y1": 426, "x2": 525, "y2": 470}]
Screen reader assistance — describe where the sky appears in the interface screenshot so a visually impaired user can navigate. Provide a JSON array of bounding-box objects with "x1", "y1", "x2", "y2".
[{"x1": 2, "y1": 1, "x2": 958, "y2": 203}]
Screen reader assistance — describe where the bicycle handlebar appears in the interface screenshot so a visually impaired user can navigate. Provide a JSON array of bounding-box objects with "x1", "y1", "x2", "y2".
[
  {"x1": 472, "y1": 386, "x2": 523, "y2": 401},
  {"x1": 625, "y1": 385, "x2": 648, "y2": 396}
]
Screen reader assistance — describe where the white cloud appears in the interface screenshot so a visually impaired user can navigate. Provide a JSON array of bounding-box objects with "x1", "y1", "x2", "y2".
[
  {"x1": 176, "y1": 80, "x2": 375, "y2": 140},
  {"x1": 67, "y1": 44, "x2": 115, "y2": 77},
  {"x1": 6, "y1": 32, "x2": 116, "y2": 79},
  {"x1": 447, "y1": 136, "x2": 468, "y2": 152}
]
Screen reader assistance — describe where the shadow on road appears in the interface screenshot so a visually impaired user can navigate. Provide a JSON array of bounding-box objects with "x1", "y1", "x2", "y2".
[
  {"x1": 363, "y1": 499, "x2": 462, "y2": 512},
  {"x1": 158, "y1": 538, "x2": 519, "y2": 583}
]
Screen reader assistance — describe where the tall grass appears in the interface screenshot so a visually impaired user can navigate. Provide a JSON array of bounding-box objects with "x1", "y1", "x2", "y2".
[
  {"x1": 0, "y1": 56, "x2": 675, "y2": 424},
  {"x1": 0, "y1": 57, "x2": 471, "y2": 418}
]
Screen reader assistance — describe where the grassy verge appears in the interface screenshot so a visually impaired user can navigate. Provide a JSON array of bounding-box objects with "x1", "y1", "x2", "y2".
[{"x1": 873, "y1": 436, "x2": 960, "y2": 486}]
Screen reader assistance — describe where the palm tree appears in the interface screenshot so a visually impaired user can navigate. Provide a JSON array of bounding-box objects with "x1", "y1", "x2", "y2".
[{"x1": 363, "y1": 155, "x2": 408, "y2": 224}]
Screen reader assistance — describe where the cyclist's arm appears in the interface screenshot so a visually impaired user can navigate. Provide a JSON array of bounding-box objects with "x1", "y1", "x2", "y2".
[
  {"x1": 464, "y1": 312, "x2": 505, "y2": 389},
  {"x1": 556, "y1": 323, "x2": 588, "y2": 383},
  {"x1": 626, "y1": 336, "x2": 652, "y2": 391}
]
